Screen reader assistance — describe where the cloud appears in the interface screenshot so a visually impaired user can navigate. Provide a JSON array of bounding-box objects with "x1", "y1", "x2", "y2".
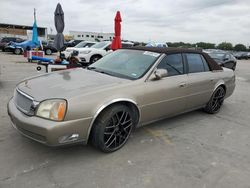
[{"x1": 0, "y1": 0, "x2": 249, "y2": 44}]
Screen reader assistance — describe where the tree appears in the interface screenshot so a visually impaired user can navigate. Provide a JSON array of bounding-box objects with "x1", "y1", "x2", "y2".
[
  {"x1": 234, "y1": 44, "x2": 247, "y2": 51},
  {"x1": 196, "y1": 42, "x2": 215, "y2": 49},
  {"x1": 217, "y1": 42, "x2": 233, "y2": 50}
]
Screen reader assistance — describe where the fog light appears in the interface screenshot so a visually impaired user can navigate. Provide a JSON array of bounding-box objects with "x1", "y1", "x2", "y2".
[{"x1": 58, "y1": 134, "x2": 79, "y2": 143}]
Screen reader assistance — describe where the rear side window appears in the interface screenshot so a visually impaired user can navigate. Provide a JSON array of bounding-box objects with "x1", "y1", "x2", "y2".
[
  {"x1": 186, "y1": 53, "x2": 209, "y2": 73},
  {"x1": 157, "y1": 53, "x2": 184, "y2": 76},
  {"x1": 200, "y1": 55, "x2": 210, "y2": 71}
]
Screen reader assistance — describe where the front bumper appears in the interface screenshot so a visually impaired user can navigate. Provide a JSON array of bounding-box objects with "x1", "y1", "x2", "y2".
[{"x1": 7, "y1": 98, "x2": 93, "y2": 146}]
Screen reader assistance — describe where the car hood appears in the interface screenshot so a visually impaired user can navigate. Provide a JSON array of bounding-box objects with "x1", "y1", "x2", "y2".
[
  {"x1": 17, "y1": 68, "x2": 129, "y2": 101},
  {"x1": 66, "y1": 47, "x2": 77, "y2": 51}
]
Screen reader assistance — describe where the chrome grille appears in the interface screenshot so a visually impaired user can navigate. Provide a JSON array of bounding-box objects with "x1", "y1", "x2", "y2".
[{"x1": 14, "y1": 89, "x2": 34, "y2": 115}]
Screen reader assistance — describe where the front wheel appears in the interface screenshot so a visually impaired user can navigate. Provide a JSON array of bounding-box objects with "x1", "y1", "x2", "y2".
[
  {"x1": 14, "y1": 48, "x2": 22, "y2": 55},
  {"x1": 204, "y1": 86, "x2": 225, "y2": 114},
  {"x1": 90, "y1": 55, "x2": 101, "y2": 64},
  {"x1": 91, "y1": 104, "x2": 136, "y2": 152}
]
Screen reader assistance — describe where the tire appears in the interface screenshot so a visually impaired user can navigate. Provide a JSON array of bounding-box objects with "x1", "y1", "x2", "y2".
[
  {"x1": 45, "y1": 49, "x2": 52, "y2": 55},
  {"x1": 91, "y1": 104, "x2": 136, "y2": 152},
  {"x1": 204, "y1": 86, "x2": 225, "y2": 114},
  {"x1": 90, "y1": 55, "x2": 102, "y2": 64},
  {"x1": 14, "y1": 48, "x2": 22, "y2": 55}
]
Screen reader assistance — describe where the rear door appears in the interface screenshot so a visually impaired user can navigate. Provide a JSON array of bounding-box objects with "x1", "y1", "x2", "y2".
[
  {"x1": 184, "y1": 53, "x2": 215, "y2": 110},
  {"x1": 141, "y1": 53, "x2": 188, "y2": 123}
]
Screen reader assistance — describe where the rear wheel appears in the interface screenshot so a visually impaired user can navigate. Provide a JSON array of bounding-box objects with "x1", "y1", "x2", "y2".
[
  {"x1": 91, "y1": 104, "x2": 136, "y2": 152},
  {"x1": 204, "y1": 86, "x2": 225, "y2": 114}
]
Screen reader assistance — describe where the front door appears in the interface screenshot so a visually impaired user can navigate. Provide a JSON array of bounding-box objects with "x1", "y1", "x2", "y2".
[{"x1": 140, "y1": 53, "x2": 188, "y2": 124}]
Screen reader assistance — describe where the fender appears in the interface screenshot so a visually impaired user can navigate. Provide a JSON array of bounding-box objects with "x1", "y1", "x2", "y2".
[
  {"x1": 213, "y1": 79, "x2": 225, "y2": 92},
  {"x1": 86, "y1": 98, "x2": 141, "y2": 141}
]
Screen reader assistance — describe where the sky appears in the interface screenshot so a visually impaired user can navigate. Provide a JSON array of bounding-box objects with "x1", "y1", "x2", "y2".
[{"x1": 0, "y1": 0, "x2": 249, "y2": 45}]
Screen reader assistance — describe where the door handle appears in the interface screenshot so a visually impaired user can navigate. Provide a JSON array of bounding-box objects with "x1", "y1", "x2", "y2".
[
  {"x1": 179, "y1": 82, "x2": 186, "y2": 88},
  {"x1": 210, "y1": 78, "x2": 215, "y2": 82}
]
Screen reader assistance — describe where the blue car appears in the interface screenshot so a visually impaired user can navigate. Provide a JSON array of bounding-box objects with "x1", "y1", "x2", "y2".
[{"x1": 6, "y1": 40, "x2": 41, "y2": 55}]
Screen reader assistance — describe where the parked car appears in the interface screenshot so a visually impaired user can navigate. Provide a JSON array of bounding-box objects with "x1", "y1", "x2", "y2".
[
  {"x1": 208, "y1": 52, "x2": 237, "y2": 70},
  {"x1": 8, "y1": 47, "x2": 235, "y2": 152},
  {"x1": 42, "y1": 41, "x2": 58, "y2": 55},
  {"x1": 4, "y1": 40, "x2": 41, "y2": 55},
  {"x1": 62, "y1": 41, "x2": 96, "y2": 58},
  {"x1": 64, "y1": 40, "x2": 83, "y2": 47},
  {"x1": 0, "y1": 37, "x2": 24, "y2": 51},
  {"x1": 76, "y1": 41, "x2": 112, "y2": 64},
  {"x1": 76, "y1": 41, "x2": 134, "y2": 64},
  {"x1": 146, "y1": 42, "x2": 168, "y2": 47},
  {"x1": 233, "y1": 52, "x2": 249, "y2": 60}
]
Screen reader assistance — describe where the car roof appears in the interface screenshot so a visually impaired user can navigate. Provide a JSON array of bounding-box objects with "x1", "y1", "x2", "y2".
[
  {"x1": 125, "y1": 46, "x2": 203, "y2": 54},
  {"x1": 123, "y1": 46, "x2": 222, "y2": 71}
]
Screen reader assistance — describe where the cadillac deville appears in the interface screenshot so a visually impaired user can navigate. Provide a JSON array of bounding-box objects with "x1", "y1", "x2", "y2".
[{"x1": 8, "y1": 47, "x2": 235, "y2": 152}]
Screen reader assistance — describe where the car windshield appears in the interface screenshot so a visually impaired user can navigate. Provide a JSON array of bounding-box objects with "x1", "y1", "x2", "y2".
[
  {"x1": 74, "y1": 42, "x2": 93, "y2": 48},
  {"x1": 91, "y1": 41, "x2": 110, "y2": 49},
  {"x1": 75, "y1": 42, "x2": 87, "y2": 48},
  {"x1": 88, "y1": 49, "x2": 160, "y2": 80},
  {"x1": 209, "y1": 53, "x2": 225, "y2": 60}
]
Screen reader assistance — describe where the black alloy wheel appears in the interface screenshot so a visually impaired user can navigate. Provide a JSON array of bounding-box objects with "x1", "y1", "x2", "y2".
[
  {"x1": 204, "y1": 86, "x2": 225, "y2": 114},
  {"x1": 91, "y1": 104, "x2": 135, "y2": 152}
]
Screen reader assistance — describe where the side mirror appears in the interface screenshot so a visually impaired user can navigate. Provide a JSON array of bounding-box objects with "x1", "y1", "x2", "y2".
[{"x1": 152, "y1": 69, "x2": 168, "y2": 80}]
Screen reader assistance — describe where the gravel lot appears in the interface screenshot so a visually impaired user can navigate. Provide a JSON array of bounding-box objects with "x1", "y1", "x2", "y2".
[{"x1": 0, "y1": 52, "x2": 250, "y2": 188}]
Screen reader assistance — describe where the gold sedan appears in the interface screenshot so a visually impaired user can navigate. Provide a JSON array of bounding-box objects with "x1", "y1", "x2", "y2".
[{"x1": 8, "y1": 47, "x2": 235, "y2": 152}]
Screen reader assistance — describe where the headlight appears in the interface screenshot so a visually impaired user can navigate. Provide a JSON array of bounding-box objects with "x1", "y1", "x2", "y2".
[
  {"x1": 36, "y1": 99, "x2": 67, "y2": 121},
  {"x1": 80, "y1": 50, "x2": 91, "y2": 54}
]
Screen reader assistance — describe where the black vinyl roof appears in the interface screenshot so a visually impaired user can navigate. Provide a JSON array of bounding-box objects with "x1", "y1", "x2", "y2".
[
  {"x1": 123, "y1": 46, "x2": 222, "y2": 71},
  {"x1": 125, "y1": 46, "x2": 203, "y2": 54}
]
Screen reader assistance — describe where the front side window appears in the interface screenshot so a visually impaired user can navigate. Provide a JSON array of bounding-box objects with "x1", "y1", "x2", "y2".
[
  {"x1": 186, "y1": 53, "x2": 208, "y2": 73},
  {"x1": 157, "y1": 53, "x2": 184, "y2": 76}
]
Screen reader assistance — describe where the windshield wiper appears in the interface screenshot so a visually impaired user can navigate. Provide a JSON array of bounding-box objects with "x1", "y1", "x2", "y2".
[
  {"x1": 94, "y1": 69, "x2": 112, "y2": 76},
  {"x1": 87, "y1": 66, "x2": 112, "y2": 76}
]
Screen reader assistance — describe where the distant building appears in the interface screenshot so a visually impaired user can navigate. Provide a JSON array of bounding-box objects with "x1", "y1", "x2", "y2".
[
  {"x1": 69, "y1": 31, "x2": 114, "y2": 42},
  {"x1": 0, "y1": 23, "x2": 47, "y2": 41}
]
